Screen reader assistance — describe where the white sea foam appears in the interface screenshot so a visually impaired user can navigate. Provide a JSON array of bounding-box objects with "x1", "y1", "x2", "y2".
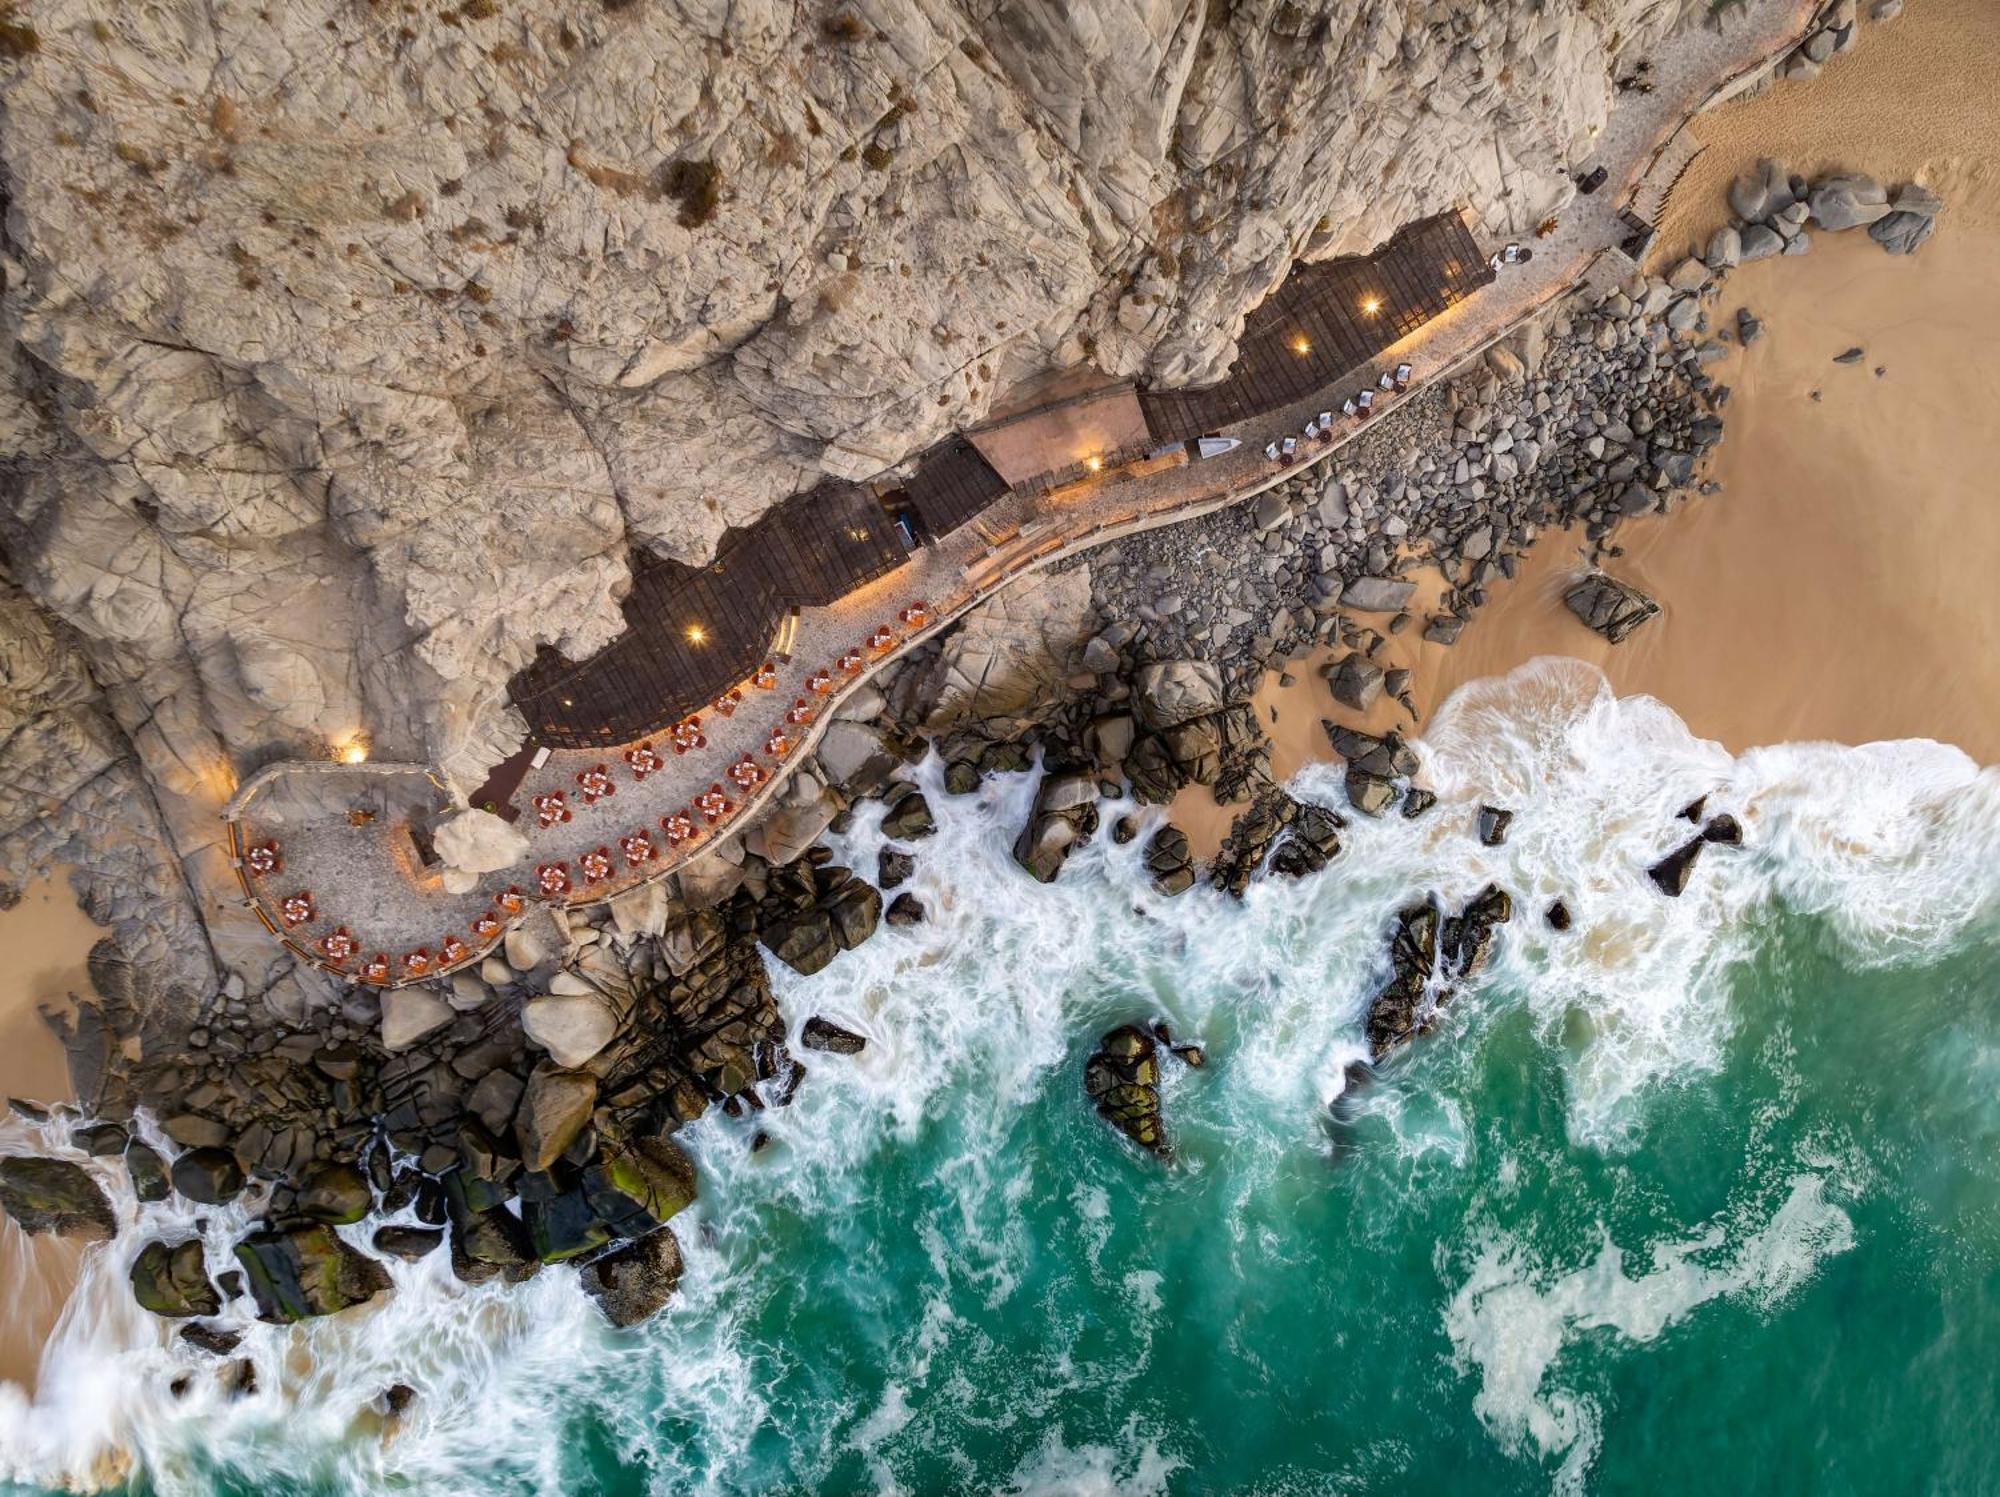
[
  {"x1": 1444, "y1": 1163, "x2": 1861, "y2": 1493},
  {"x1": 2, "y1": 659, "x2": 1991, "y2": 1494}
]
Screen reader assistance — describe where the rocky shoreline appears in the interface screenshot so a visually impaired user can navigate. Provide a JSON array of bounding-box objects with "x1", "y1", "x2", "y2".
[{"x1": 7, "y1": 150, "x2": 1934, "y2": 1387}]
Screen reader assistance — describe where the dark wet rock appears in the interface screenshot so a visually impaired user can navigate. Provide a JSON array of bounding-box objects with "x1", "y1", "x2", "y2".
[
  {"x1": 978, "y1": 741, "x2": 1033, "y2": 775},
  {"x1": 1363, "y1": 901, "x2": 1440, "y2": 1061},
  {"x1": 1832, "y1": 346, "x2": 1865, "y2": 365},
  {"x1": 1545, "y1": 899, "x2": 1573, "y2": 931},
  {"x1": 178, "y1": 1322, "x2": 242, "y2": 1356},
  {"x1": 1325, "y1": 653, "x2": 1385, "y2": 711},
  {"x1": 295, "y1": 1161, "x2": 372, "y2": 1225},
  {"x1": 1647, "y1": 835, "x2": 1707, "y2": 896},
  {"x1": 1679, "y1": 795, "x2": 1708, "y2": 822},
  {"x1": 1173, "y1": 1045, "x2": 1206, "y2": 1068},
  {"x1": 1422, "y1": 613, "x2": 1466, "y2": 646},
  {"x1": 1346, "y1": 771, "x2": 1398, "y2": 816},
  {"x1": 1440, "y1": 885, "x2": 1513, "y2": 979},
  {"x1": 1268, "y1": 803, "x2": 1343, "y2": 879},
  {"x1": 1144, "y1": 825, "x2": 1197, "y2": 895},
  {"x1": 130, "y1": 1239, "x2": 221, "y2": 1318},
  {"x1": 234, "y1": 1221, "x2": 391, "y2": 1323},
  {"x1": 878, "y1": 782, "x2": 936, "y2": 841},
  {"x1": 1477, "y1": 806, "x2": 1514, "y2": 846},
  {"x1": 581, "y1": 1137, "x2": 698, "y2": 1240},
  {"x1": 71, "y1": 1121, "x2": 128, "y2": 1157},
  {"x1": 1110, "y1": 814, "x2": 1140, "y2": 846},
  {"x1": 1083, "y1": 1024, "x2": 1169, "y2": 1157},
  {"x1": 580, "y1": 1226, "x2": 685, "y2": 1328},
  {"x1": 1563, "y1": 573, "x2": 1659, "y2": 643},
  {"x1": 1012, "y1": 772, "x2": 1100, "y2": 883},
  {"x1": 1364, "y1": 885, "x2": 1512, "y2": 1061},
  {"x1": 171, "y1": 1147, "x2": 245, "y2": 1206},
  {"x1": 1132, "y1": 659, "x2": 1226, "y2": 730},
  {"x1": 876, "y1": 848, "x2": 915, "y2": 890},
  {"x1": 755, "y1": 863, "x2": 882, "y2": 975},
  {"x1": 885, "y1": 892, "x2": 927, "y2": 926},
  {"x1": 801, "y1": 1017, "x2": 867, "y2": 1055},
  {"x1": 447, "y1": 1197, "x2": 538, "y2": 1286},
  {"x1": 944, "y1": 760, "x2": 981, "y2": 795},
  {"x1": 0, "y1": 1156, "x2": 117, "y2": 1241},
  {"x1": 382, "y1": 1384, "x2": 417, "y2": 1416},
  {"x1": 1401, "y1": 787, "x2": 1438, "y2": 819},
  {"x1": 371, "y1": 1225, "x2": 444, "y2": 1260},
  {"x1": 1702, "y1": 813, "x2": 1744, "y2": 845}
]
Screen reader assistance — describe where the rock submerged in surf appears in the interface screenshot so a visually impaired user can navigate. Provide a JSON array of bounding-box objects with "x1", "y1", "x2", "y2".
[
  {"x1": 1083, "y1": 1025, "x2": 1170, "y2": 1157},
  {"x1": 233, "y1": 1221, "x2": 391, "y2": 1323},
  {"x1": 1647, "y1": 812, "x2": 1747, "y2": 896},
  {"x1": 1362, "y1": 884, "x2": 1513, "y2": 1062},
  {"x1": 0, "y1": 1155, "x2": 118, "y2": 1241},
  {"x1": 130, "y1": 1238, "x2": 222, "y2": 1318}
]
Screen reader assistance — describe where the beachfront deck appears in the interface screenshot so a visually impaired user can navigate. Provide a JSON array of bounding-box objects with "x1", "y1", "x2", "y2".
[{"x1": 222, "y1": 0, "x2": 1821, "y2": 990}]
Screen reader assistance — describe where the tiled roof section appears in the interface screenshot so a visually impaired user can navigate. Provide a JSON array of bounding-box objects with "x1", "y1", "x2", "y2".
[
  {"x1": 1140, "y1": 210, "x2": 1494, "y2": 441},
  {"x1": 509, "y1": 481, "x2": 906, "y2": 747}
]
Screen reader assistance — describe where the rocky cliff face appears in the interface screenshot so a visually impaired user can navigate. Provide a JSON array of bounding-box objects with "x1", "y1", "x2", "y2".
[{"x1": 0, "y1": 0, "x2": 1696, "y2": 1008}]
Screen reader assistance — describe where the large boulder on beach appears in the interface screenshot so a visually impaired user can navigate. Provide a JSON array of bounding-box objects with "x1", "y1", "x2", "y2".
[
  {"x1": 582, "y1": 1137, "x2": 698, "y2": 1239},
  {"x1": 1144, "y1": 825, "x2": 1198, "y2": 896},
  {"x1": 522, "y1": 992, "x2": 620, "y2": 1068},
  {"x1": 130, "y1": 1239, "x2": 221, "y2": 1318},
  {"x1": 1868, "y1": 186, "x2": 1942, "y2": 256},
  {"x1": 580, "y1": 1226, "x2": 685, "y2": 1329},
  {"x1": 1013, "y1": 772, "x2": 1101, "y2": 883},
  {"x1": 296, "y1": 1161, "x2": 372, "y2": 1225},
  {"x1": 514, "y1": 1066, "x2": 598, "y2": 1173},
  {"x1": 171, "y1": 1147, "x2": 245, "y2": 1205},
  {"x1": 0, "y1": 1156, "x2": 117, "y2": 1240},
  {"x1": 1325, "y1": 652, "x2": 1385, "y2": 711},
  {"x1": 1728, "y1": 158, "x2": 1794, "y2": 222},
  {"x1": 1563, "y1": 573, "x2": 1659, "y2": 643},
  {"x1": 234, "y1": 1222, "x2": 391, "y2": 1323},
  {"x1": 1806, "y1": 172, "x2": 1890, "y2": 232},
  {"x1": 1133, "y1": 660, "x2": 1225, "y2": 730},
  {"x1": 755, "y1": 863, "x2": 882, "y2": 975}
]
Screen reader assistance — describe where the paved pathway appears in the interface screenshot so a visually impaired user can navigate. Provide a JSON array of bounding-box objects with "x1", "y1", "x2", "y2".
[{"x1": 226, "y1": 0, "x2": 1818, "y2": 988}]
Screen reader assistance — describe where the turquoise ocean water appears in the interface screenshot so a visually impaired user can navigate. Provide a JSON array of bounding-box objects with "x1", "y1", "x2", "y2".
[{"x1": 4, "y1": 660, "x2": 1996, "y2": 1496}]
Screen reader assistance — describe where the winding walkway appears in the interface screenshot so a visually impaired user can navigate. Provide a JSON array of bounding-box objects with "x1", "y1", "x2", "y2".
[{"x1": 226, "y1": 0, "x2": 1819, "y2": 988}]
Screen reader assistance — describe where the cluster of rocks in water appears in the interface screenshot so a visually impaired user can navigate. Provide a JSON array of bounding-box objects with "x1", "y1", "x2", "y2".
[
  {"x1": 1083, "y1": 1023, "x2": 1204, "y2": 1158},
  {"x1": 6, "y1": 202, "x2": 1787, "y2": 1346}
]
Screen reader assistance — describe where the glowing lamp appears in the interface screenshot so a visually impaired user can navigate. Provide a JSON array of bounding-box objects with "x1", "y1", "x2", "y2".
[{"x1": 685, "y1": 624, "x2": 708, "y2": 645}]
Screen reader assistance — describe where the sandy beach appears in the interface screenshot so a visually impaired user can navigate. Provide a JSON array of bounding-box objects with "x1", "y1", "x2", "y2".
[
  {"x1": 0, "y1": 872, "x2": 104, "y2": 1398},
  {"x1": 1176, "y1": 0, "x2": 2000, "y2": 856}
]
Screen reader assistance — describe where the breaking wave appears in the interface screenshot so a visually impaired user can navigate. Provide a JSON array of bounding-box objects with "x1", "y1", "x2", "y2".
[{"x1": 1, "y1": 659, "x2": 1992, "y2": 1495}]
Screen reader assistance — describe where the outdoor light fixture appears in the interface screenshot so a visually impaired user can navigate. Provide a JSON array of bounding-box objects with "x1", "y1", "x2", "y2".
[
  {"x1": 1290, "y1": 335, "x2": 1311, "y2": 355},
  {"x1": 338, "y1": 738, "x2": 369, "y2": 765},
  {"x1": 1362, "y1": 297, "x2": 1382, "y2": 315},
  {"x1": 686, "y1": 624, "x2": 708, "y2": 645},
  {"x1": 561, "y1": 696, "x2": 573, "y2": 707},
  {"x1": 1085, "y1": 454, "x2": 1104, "y2": 473}
]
